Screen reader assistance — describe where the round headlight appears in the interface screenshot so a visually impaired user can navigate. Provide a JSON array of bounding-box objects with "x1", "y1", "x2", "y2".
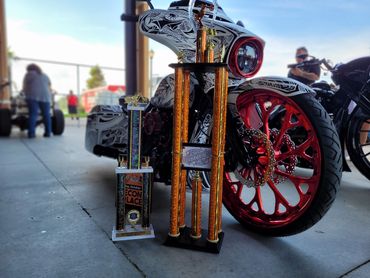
[{"x1": 228, "y1": 37, "x2": 264, "y2": 78}]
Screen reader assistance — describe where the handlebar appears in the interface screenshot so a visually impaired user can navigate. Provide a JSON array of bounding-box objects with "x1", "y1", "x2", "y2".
[
  {"x1": 287, "y1": 58, "x2": 334, "y2": 71},
  {"x1": 321, "y1": 59, "x2": 333, "y2": 71}
]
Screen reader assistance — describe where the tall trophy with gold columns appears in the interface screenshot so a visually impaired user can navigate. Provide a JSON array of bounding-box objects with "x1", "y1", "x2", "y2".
[
  {"x1": 164, "y1": 3, "x2": 228, "y2": 253},
  {"x1": 112, "y1": 96, "x2": 155, "y2": 241}
]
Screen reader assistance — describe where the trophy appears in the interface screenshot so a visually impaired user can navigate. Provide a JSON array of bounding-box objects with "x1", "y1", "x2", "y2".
[
  {"x1": 165, "y1": 2, "x2": 228, "y2": 253},
  {"x1": 112, "y1": 95, "x2": 155, "y2": 241}
]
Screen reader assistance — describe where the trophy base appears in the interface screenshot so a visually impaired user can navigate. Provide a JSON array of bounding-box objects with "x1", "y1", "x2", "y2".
[
  {"x1": 112, "y1": 224, "x2": 155, "y2": 241},
  {"x1": 164, "y1": 227, "x2": 224, "y2": 254}
]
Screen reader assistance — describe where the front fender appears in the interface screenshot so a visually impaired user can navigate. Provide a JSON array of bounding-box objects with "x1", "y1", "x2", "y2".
[
  {"x1": 227, "y1": 76, "x2": 315, "y2": 118},
  {"x1": 229, "y1": 76, "x2": 314, "y2": 100}
]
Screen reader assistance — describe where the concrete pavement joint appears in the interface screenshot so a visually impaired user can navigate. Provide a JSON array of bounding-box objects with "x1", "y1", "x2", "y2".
[
  {"x1": 21, "y1": 138, "x2": 72, "y2": 194},
  {"x1": 80, "y1": 206, "x2": 148, "y2": 277},
  {"x1": 21, "y1": 138, "x2": 97, "y2": 220},
  {"x1": 21, "y1": 138, "x2": 147, "y2": 276},
  {"x1": 81, "y1": 207, "x2": 92, "y2": 218},
  {"x1": 115, "y1": 245, "x2": 147, "y2": 278},
  {"x1": 339, "y1": 259, "x2": 370, "y2": 277}
]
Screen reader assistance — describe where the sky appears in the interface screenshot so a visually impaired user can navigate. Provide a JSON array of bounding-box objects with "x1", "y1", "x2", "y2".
[{"x1": 4, "y1": 0, "x2": 370, "y2": 98}]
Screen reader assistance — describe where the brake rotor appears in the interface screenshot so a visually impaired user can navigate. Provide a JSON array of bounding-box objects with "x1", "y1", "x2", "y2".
[{"x1": 234, "y1": 129, "x2": 276, "y2": 187}]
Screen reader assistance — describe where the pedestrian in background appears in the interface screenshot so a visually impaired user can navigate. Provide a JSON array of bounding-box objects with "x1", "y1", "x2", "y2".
[
  {"x1": 22, "y1": 64, "x2": 52, "y2": 138},
  {"x1": 67, "y1": 90, "x2": 78, "y2": 120},
  {"x1": 288, "y1": 47, "x2": 320, "y2": 85}
]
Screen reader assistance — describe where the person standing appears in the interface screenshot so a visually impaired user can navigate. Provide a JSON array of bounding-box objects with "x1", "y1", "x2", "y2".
[
  {"x1": 288, "y1": 47, "x2": 320, "y2": 85},
  {"x1": 22, "y1": 64, "x2": 52, "y2": 138},
  {"x1": 67, "y1": 90, "x2": 78, "y2": 120}
]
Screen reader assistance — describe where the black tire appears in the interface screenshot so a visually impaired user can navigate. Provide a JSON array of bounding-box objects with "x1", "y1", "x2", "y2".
[
  {"x1": 223, "y1": 91, "x2": 342, "y2": 236},
  {"x1": 346, "y1": 106, "x2": 370, "y2": 180},
  {"x1": 52, "y1": 109, "x2": 65, "y2": 135},
  {"x1": 0, "y1": 109, "x2": 12, "y2": 136}
]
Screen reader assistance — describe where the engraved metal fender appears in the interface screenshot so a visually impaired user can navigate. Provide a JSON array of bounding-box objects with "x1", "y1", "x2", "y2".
[{"x1": 227, "y1": 76, "x2": 316, "y2": 118}]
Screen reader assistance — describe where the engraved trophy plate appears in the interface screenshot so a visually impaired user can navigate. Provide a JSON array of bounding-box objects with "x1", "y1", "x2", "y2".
[{"x1": 182, "y1": 143, "x2": 212, "y2": 171}]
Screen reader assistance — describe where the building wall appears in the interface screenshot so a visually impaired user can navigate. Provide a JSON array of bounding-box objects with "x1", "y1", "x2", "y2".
[{"x1": 81, "y1": 85, "x2": 125, "y2": 112}]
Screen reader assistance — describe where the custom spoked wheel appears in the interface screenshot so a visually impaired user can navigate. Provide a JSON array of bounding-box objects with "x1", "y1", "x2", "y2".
[
  {"x1": 346, "y1": 105, "x2": 370, "y2": 180},
  {"x1": 223, "y1": 90, "x2": 342, "y2": 236}
]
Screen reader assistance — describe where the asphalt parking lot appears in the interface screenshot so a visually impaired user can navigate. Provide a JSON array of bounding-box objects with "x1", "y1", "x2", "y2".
[{"x1": 0, "y1": 118, "x2": 369, "y2": 278}]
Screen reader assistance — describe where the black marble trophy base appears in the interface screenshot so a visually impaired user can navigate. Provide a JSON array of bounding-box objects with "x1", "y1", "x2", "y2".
[{"x1": 164, "y1": 227, "x2": 224, "y2": 254}]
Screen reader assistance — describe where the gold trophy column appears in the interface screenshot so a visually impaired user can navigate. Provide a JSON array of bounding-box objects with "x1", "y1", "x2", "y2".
[
  {"x1": 191, "y1": 171, "x2": 202, "y2": 239},
  {"x1": 196, "y1": 28, "x2": 207, "y2": 63},
  {"x1": 207, "y1": 67, "x2": 228, "y2": 243},
  {"x1": 179, "y1": 70, "x2": 190, "y2": 228},
  {"x1": 169, "y1": 67, "x2": 184, "y2": 237},
  {"x1": 218, "y1": 67, "x2": 229, "y2": 234}
]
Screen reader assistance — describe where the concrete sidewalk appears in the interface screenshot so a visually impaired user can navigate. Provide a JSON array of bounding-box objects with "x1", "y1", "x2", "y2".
[{"x1": 0, "y1": 118, "x2": 369, "y2": 278}]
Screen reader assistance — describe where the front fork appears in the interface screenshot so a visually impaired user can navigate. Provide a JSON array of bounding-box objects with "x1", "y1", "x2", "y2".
[{"x1": 332, "y1": 106, "x2": 351, "y2": 172}]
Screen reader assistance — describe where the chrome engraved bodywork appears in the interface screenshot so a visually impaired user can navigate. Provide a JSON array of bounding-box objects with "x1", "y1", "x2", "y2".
[
  {"x1": 85, "y1": 0, "x2": 313, "y2": 158},
  {"x1": 85, "y1": 105, "x2": 127, "y2": 158}
]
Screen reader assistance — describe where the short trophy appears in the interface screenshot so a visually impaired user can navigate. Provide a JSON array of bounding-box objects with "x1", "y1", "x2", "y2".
[{"x1": 112, "y1": 96, "x2": 155, "y2": 241}]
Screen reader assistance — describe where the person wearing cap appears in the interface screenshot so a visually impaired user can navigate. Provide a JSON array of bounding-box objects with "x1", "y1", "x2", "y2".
[{"x1": 288, "y1": 47, "x2": 320, "y2": 85}]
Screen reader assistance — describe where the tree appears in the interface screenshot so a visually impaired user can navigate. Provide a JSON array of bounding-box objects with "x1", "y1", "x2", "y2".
[
  {"x1": 7, "y1": 47, "x2": 15, "y2": 60},
  {"x1": 86, "y1": 65, "x2": 106, "y2": 89}
]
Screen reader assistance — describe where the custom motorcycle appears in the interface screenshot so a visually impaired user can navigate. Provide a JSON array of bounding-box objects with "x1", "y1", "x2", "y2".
[
  {"x1": 288, "y1": 56, "x2": 370, "y2": 180},
  {"x1": 85, "y1": 0, "x2": 342, "y2": 236}
]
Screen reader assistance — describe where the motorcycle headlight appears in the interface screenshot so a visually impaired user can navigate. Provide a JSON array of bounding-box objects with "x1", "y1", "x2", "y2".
[{"x1": 228, "y1": 37, "x2": 264, "y2": 78}]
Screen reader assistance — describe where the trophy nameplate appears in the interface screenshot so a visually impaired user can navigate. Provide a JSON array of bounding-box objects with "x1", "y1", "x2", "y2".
[{"x1": 182, "y1": 143, "x2": 212, "y2": 171}]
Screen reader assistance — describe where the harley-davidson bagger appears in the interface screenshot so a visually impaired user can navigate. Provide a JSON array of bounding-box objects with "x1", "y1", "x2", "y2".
[{"x1": 85, "y1": 0, "x2": 342, "y2": 236}]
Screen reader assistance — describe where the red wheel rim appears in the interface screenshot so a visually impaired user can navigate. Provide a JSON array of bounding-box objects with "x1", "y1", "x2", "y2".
[{"x1": 223, "y1": 90, "x2": 322, "y2": 228}]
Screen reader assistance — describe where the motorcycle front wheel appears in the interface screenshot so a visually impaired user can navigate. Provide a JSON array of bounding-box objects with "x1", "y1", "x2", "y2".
[
  {"x1": 223, "y1": 90, "x2": 342, "y2": 236},
  {"x1": 346, "y1": 105, "x2": 370, "y2": 180}
]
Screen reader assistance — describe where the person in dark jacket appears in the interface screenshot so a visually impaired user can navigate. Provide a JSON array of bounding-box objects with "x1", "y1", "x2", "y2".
[
  {"x1": 22, "y1": 64, "x2": 52, "y2": 138},
  {"x1": 288, "y1": 47, "x2": 320, "y2": 85}
]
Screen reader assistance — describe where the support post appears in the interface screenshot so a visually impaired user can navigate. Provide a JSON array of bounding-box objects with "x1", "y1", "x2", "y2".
[
  {"x1": 137, "y1": 2, "x2": 149, "y2": 98},
  {"x1": 124, "y1": 0, "x2": 137, "y2": 96},
  {"x1": 0, "y1": 0, "x2": 10, "y2": 109}
]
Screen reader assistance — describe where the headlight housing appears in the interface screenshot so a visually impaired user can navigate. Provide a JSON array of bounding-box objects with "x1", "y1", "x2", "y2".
[{"x1": 228, "y1": 37, "x2": 264, "y2": 79}]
